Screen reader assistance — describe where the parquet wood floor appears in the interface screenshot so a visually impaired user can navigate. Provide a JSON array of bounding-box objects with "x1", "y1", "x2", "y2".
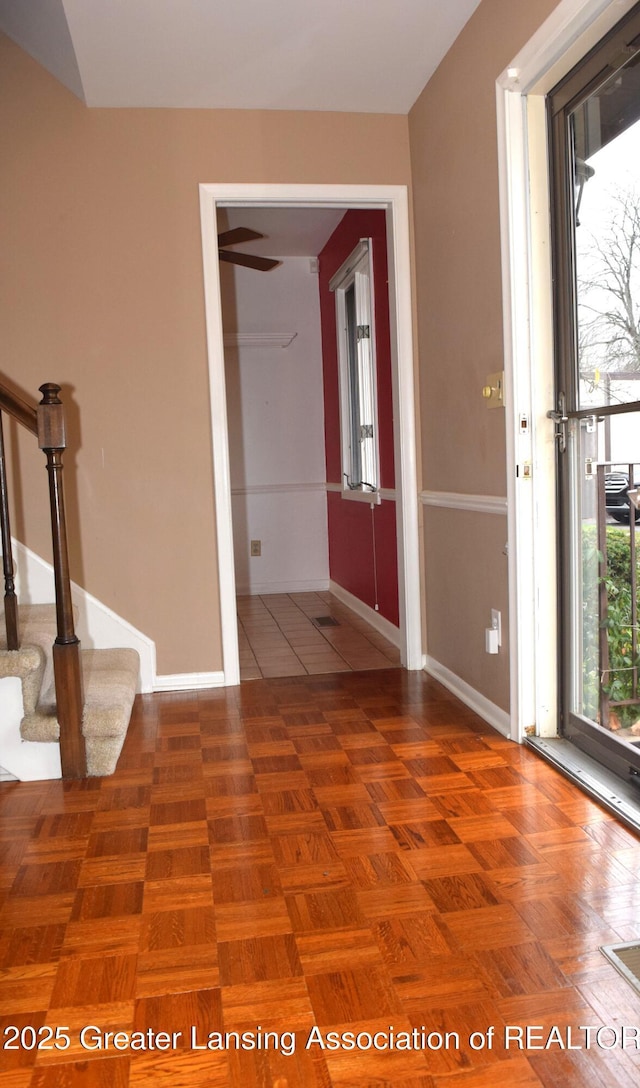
[{"x1": 2, "y1": 669, "x2": 640, "y2": 1087}]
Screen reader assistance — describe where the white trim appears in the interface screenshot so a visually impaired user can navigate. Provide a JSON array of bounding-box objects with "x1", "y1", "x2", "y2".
[
  {"x1": 232, "y1": 482, "x2": 326, "y2": 496},
  {"x1": 154, "y1": 671, "x2": 225, "y2": 692},
  {"x1": 424, "y1": 656, "x2": 511, "y2": 739},
  {"x1": 497, "y1": 0, "x2": 636, "y2": 95},
  {"x1": 199, "y1": 187, "x2": 241, "y2": 686},
  {"x1": 329, "y1": 239, "x2": 371, "y2": 292},
  {"x1": 329, "y1": 579, "x2": 401, "y2": 648},
  {"x1": 237, "y1": 578, "x2": 330, "y2": 596},
  {"x1": 199, "y1": 183, "x2": 422, "y2": 681},
  {"x1": 420, "y1": 491, "x2": 508, "y2": 516},
  {"x1": 10, "y1": 538, "x2": 156, "y2": 693},
  {"x1": 496, "y1": 0, "x2": 636, "y2": 743},
  {"x1": 326, "y1": 481, "x2": 397, "y2": 502},
  {"x1": 333, "y1": 238, "x2": 380, "y2": 497},
  {"x1": 385, "y1": 193, "x2": 422, "y2": 669},
  {"x1": 338, "y1": 489, "x2": 382, "y2": 505},
  {"x1": 496, "y1": 82, "x2": 540, "y2": 745}
]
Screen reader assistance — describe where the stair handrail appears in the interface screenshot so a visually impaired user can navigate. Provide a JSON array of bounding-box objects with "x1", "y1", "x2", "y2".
[
  {"x1": 0, "y1": 387, "x2": 38, "y2": 436},
  {"x1": 0, "y1": 378, "x2": 86, "y2": 777}
]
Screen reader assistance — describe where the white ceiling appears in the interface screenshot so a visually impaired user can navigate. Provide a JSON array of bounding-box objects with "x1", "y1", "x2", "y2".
[
  {"x1": 219, "y1": 208, "x2": 346, "y2": 258},
  {"x1": 0, "y1": 0, "x2": 482, "y2": 114}
]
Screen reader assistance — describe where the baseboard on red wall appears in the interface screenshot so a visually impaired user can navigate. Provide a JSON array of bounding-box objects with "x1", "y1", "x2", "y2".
[{"x1": 329, "y1": 580, "x2": 400, "y2": 647}]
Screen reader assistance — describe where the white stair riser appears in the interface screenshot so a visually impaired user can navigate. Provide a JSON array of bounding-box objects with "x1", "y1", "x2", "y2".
[
  {"x1": 0, "y1": 677, "x2": 62, "y2": 780},
  {"x1": 10, "y1": 538, "x2": 155, "y2": 692}
]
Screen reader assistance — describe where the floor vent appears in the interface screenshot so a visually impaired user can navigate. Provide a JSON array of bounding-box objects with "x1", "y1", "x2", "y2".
[
  {"x1": 313, "y1": 615, "x2": 340, "y2": 628},
  {"x1": 600, "y1": 941, "x2": 640, "y2": 995}
]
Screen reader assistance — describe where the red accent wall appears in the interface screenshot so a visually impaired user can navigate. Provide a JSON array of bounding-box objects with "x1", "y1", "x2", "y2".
[{"x1": 318, "y1": 210, "x2": 399, "y2": 628}]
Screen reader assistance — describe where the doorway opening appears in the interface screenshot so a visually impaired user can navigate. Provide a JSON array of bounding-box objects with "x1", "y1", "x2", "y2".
[{"x1": 199, "y1": 185, "x2": 421, "y2": 686}]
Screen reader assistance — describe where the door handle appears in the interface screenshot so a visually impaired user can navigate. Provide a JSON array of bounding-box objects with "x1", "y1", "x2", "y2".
[{"x1": 547, "y1": 392, "x2": 568, "y2": 452}]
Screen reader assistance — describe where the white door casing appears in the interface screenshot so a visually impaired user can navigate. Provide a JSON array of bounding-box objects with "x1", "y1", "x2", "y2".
[
  {"x1": 496, "y1": 0, "x2": 638, "y2": 742},
  {"x1": 199, "y1": 184, "x2": 422, "y2": 686}
]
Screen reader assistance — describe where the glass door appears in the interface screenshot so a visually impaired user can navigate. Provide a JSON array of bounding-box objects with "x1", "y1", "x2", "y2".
[{"x1": 550, "y1": 4, "x2": 640, "y2": 780}]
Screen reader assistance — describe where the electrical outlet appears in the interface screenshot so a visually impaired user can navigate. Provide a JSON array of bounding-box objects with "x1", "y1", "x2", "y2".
[
  {"x1": 491, "y1": 609, "x2": 502, "y2": 648},
  {"x1": 250, "y1": 540, "x2": 261, "y2": 557}
]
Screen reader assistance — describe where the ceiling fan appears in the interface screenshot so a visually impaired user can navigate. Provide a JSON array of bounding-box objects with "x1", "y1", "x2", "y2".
[{"x1": 218, "y1": 227, "x2": 280, "y2": 271}]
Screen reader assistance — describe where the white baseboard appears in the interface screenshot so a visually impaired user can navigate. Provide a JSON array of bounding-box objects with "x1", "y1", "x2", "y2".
[
  {"x1": 329, "y1": 580, "x2": 401, "y2": 647},
  {"x1": 11, "y1": 538, "x2": 156, "y2": 693},
  {"x1": 236, "y1": 579, "x2": 330, "y2": 596},
  {"x1": 424, "y1": 655, "x2": 512, "y2": 739},
  {"x1": 154, "y1": 671, "x2": 226, "y2": 692}
]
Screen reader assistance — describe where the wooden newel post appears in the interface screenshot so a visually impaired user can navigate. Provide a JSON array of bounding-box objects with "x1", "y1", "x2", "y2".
[
  {"x1": 37, "y1": 383, "x2": 86, "y2": 778},
  {"x1": 0, "y1": 411, "x2": 19, "y2": 650}
]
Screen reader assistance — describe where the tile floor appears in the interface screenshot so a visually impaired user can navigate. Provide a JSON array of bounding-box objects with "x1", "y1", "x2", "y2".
[{"x1": 237, "y1": 591, "x2": 401, "y2": 680}]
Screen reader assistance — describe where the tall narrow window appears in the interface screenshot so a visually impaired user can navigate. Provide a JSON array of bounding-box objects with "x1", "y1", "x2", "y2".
[{"x1": 330, "y1": 239, "x2": 379, "y2": 495}]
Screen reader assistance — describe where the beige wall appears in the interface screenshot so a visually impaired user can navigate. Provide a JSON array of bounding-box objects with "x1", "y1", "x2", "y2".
[
  {"x1": 409, "y1": 0, "x2": 560, "y2": 709},
  {"x1": 1, "y1": 34, "x2": 411, "y2": 675},
  {"x1": 2, "y1": 0, "x2": 571, "y2": 702}
]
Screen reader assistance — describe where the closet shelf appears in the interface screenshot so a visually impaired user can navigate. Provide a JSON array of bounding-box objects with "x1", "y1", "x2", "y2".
[{"x1": 223, "y1": 332, "x2": 298, "y2": 349}]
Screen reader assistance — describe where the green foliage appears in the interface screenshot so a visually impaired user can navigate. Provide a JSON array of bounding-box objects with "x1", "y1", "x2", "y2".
[
  {"x1": 605, "y1": 527, "x2": 638, "y2": 585},
  {"x1": 583, "y1": 525, "x2": 640, "y2": 726}
]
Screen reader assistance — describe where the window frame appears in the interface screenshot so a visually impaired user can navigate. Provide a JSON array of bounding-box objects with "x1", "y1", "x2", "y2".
[{"x1": 329, "y1": 238, "x2": 381, "y2": 503}]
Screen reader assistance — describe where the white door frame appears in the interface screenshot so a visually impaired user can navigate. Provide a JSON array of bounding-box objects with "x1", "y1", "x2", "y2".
[
  {"x1": 497, "y1": 0, "x2": 636, "y2": 742},
  {"x1": 199, "y1": 183, "x2": 422, "y2": 686}
]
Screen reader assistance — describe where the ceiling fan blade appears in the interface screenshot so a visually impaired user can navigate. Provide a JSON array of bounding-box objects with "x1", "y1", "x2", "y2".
[
  {"x1": 219, "y1": 250, "x2": 280, "y2": 271},
  {"x1": 217, "y1": 227, "x2": 264, "y2": 248}
]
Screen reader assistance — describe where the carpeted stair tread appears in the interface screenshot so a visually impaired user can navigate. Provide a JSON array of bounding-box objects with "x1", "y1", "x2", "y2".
[
  {"x1": 0, "y1": 604, "x2": 58, "y2": 718},
  {"x1": 20, "y1": 646, "x2": 139, "y2": 777},
  {"x1": 0, "y1": 603, "x2": 59, "y2": 647},
  {"x1": 0, "y1": 643, "x2": 43, "y2": 679},
  {"x1": 2, "y1": 603, "x2": 139, "y2": 778},
  {"x1": 21, "y1": 646, "x2": 139, "y2": 738},
  {"x1": 82, "y1": 648, "x2": 140, "y2": 737}
]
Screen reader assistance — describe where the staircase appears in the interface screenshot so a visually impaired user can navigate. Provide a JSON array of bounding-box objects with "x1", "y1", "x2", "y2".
[
  {"x1": 0, "y1": 378, "x2": 140, "y2": 780},
  {"x1": 1, "y1": 604, "x2": 139, "y2": 779}
]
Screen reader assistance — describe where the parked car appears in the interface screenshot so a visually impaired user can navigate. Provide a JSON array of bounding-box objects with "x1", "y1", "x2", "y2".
[{"x1": 605, "y1": 470, "x2": 640, "y2": 523}]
